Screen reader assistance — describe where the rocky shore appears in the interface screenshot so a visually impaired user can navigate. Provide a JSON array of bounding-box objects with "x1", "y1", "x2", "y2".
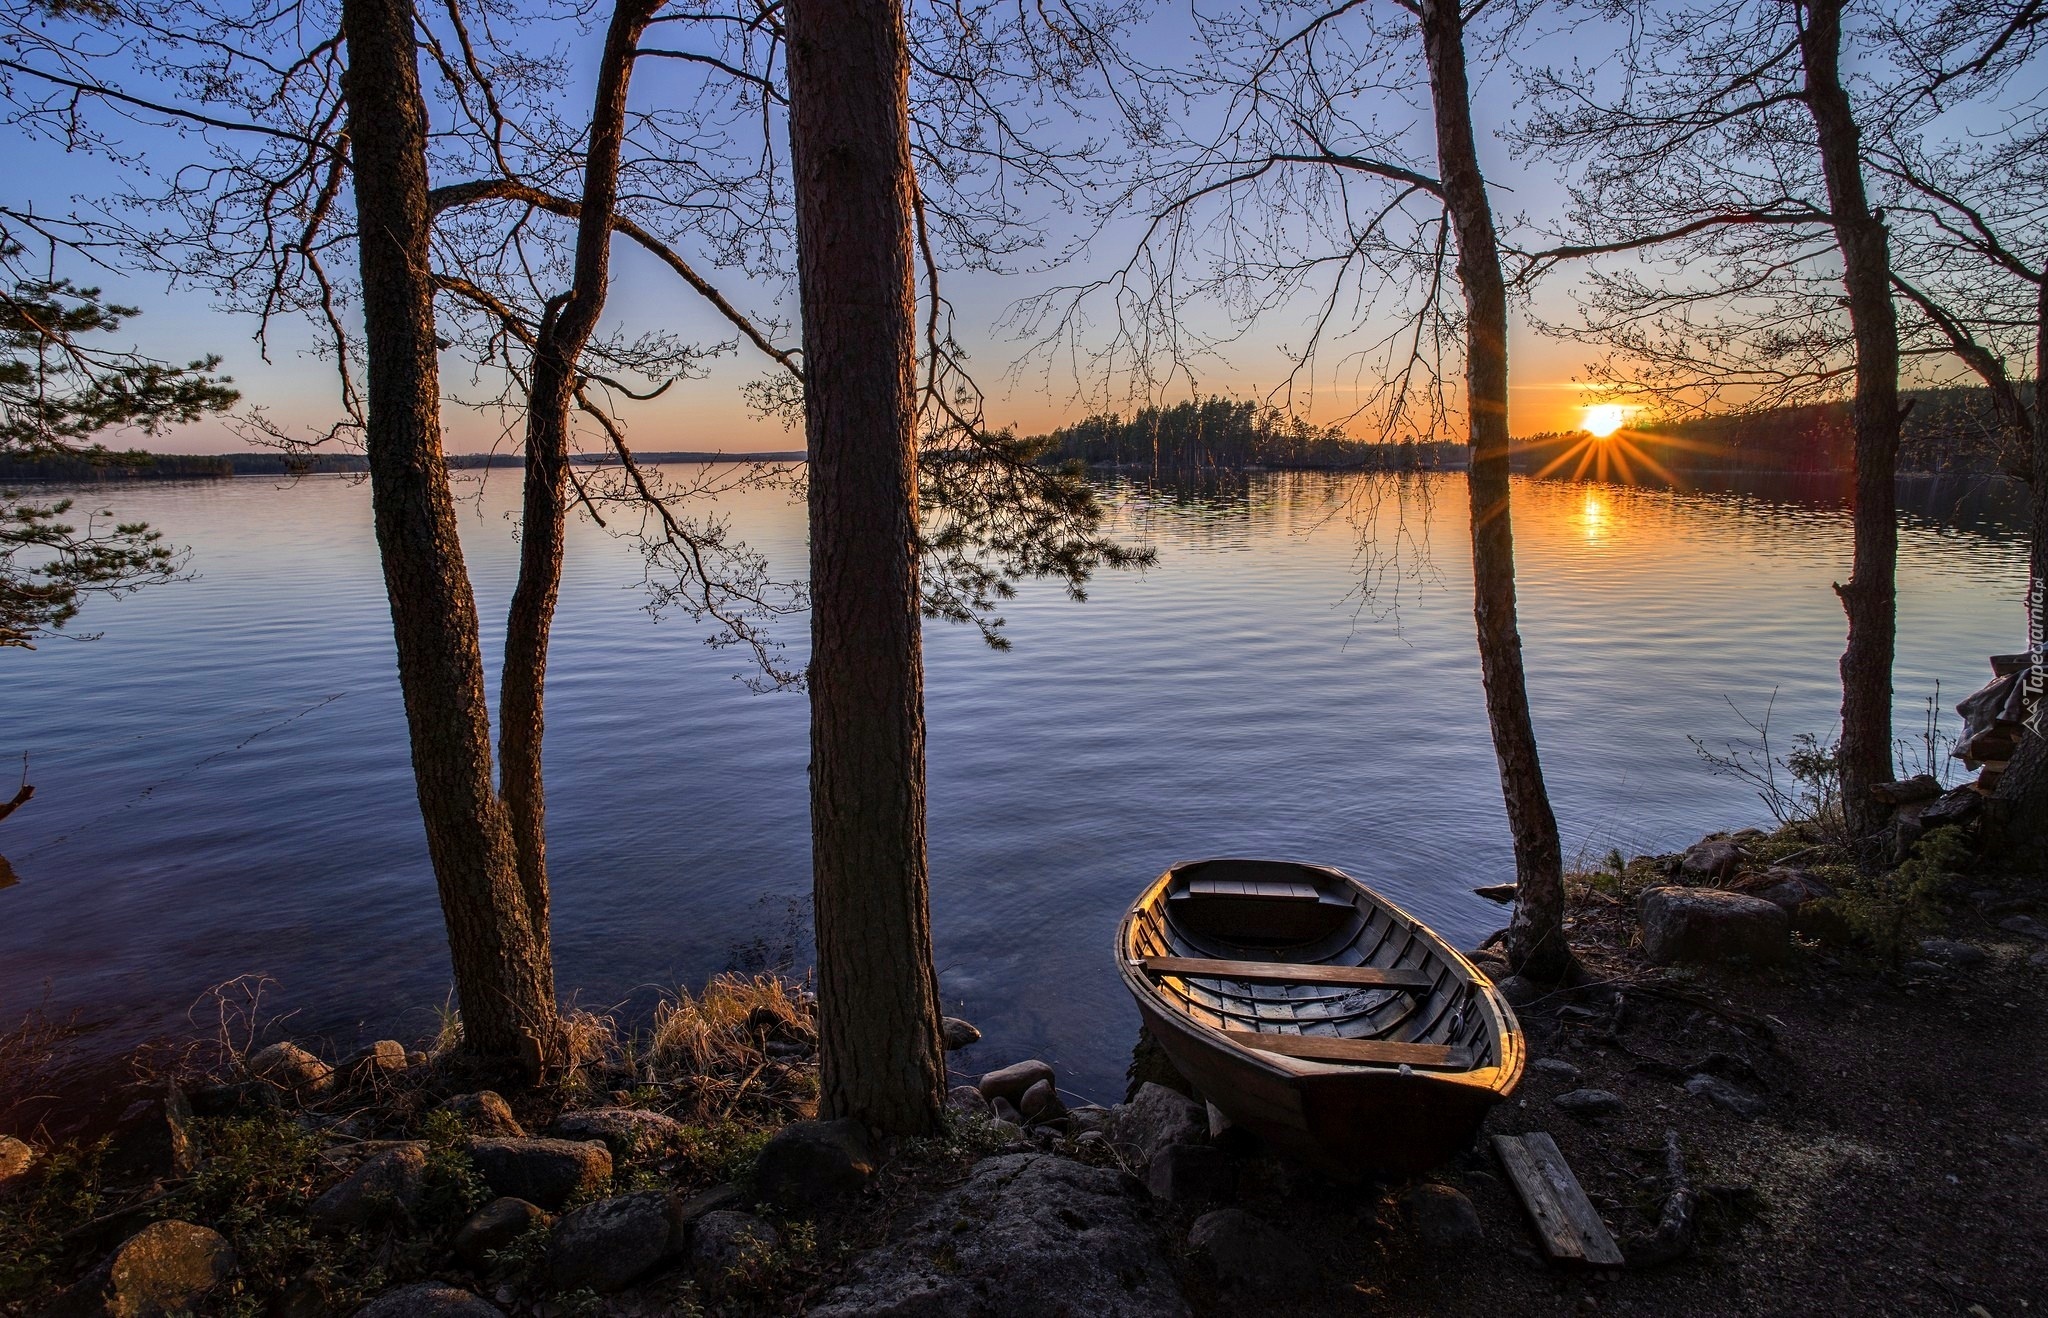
[{"x1": 3, "y1": 806, "x2": 2045, "y2": 1316}]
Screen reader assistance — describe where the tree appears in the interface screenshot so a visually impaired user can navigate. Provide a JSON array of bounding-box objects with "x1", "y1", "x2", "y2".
[
  {"x1": 786, "y1": 0, "x2": 947, "y2": 1132},
  {"x1": 0, "y1": 241, "x2": 235, "y2": 649},
  {"x1": 1024, "y1": 0, "x2": 1579, "y2": 979},
  {"x1": 340, "y1": 0, "x2": 566, "y2": 1073},
  {"x1": 1517, "y1": 0, "x2": 1911, "y2": 840}
]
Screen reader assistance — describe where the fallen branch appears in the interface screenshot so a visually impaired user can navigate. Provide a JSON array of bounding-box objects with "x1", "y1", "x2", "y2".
[{"x1": 1626, "y1": 1128, "x2": 1698, "y2": 1268}]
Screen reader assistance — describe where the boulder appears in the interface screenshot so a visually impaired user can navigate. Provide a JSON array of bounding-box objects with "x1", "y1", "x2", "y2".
[
  {"x1": 941, "y1": 1017, "x2": 982, "y2": 1050},
  {"x1": 1066, "y1": 1105, "x2": 1118, "y2": 1138},
  {"x1": 1146, "y1": 1143, "x2": 1234, "y2": 1203},
  {"x1": 547, "y1": 1108, "x2": 687, "y2": 1160},
  {"x1": 466, "y1": 1138, "x2": 610, "y2": 1211},
  {"x1": 1553, "y1": 1089, "x2": 1623, "y2": 1119},
  {"x1": 545, "y1": 1191, "x2": 678, "y2": 1293},
  {"x1": 453, "y1": 1197, "x2": 549, "y2": 1268},
  {"x1": 354, "y1": 1284, "x2": 504, "y2": 1317},
  {"x1": 343, "y1": 1041, "x2": 411, "y2": 1084},
  {"x1": 978, "y1": 1059, "x2": 1056, "y2": 1106},
  {"x1": 1117, "y1": 1083, "x2": 1206, "y2": 1165},
  {"x1": 673, "y1": 1183, "x2": 745, "y2": 1227},
  {"x1": 1019, "y1": 1078, "x2": 1065, "y2": 1124},
  {"x1": 1744, "y1": 868, "x2": 1844, "y2": 938},
  {"x1": 944, "y1": 1085, "x2": 989, "y2": 1119},
  {"x1": 1639, "y1": 886, "x2": 1790, "y2": 966},
  {"x1": 52, "y1": 1220, "x2": 233, "y2": 1318},
  {"x1": 440, "y1": 1091, "x2": 523, "y2": 1138},
  {"x1": 1871, "y1": 775, "x2": 1942, "y2": 807},
  {"x1": 752, "y1": 1118, "x2": 875, "y2": 1214},
  {"x1": 1685, "y1": 1073, "x2": 1766, "y2": 1119},
  {"x1": 1529, "y1": 1058, "x2": 1581, "y2": 1084},
  {"x1": 990, "y1": 1097, "x2": 1024, "y2": 1126},
  {"x1": 1188, "y1": 1207, "x2": 1311, "y2": 1290},
  {"x1": 0, "y1": 1135, "x2": 33, "y2": 1191},
  {"x1": 1925, "y1": 785, "x2": 1986, "y2": 826},
  {"x1": 1403, "y1": 1184, "x2": 1484, "y2": 1250},
  {"x1": 1679, "y1": 837, "x2": 1743, "y2": 881},
  {"x1": 103, "y1": 1084, "x2": 196, "y2": 1183},
  {"x1": 808, "y1": 1153, "x2": 1187, "y2": 1318},
  {"x1": 1918, "y1": 938, "x2": 1989, "y2": 968},
  {"x1": 689, "y1": 1209, "x2": 779, "y2": 1283},
  {"x1": 2000, "y1": 914, "x2": 2048, "y2": 942},
  {"x1": 310, "y1": 1143, "x2": 428, "y2": 1230},
  {"x1": 249, "y1": 1042, "x2": 334, "y2": 1097}
]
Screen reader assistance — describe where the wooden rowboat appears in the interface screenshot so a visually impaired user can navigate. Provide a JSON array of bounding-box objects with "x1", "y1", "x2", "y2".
[{"x1": 1117, "y1": 857, "x2": 1524, "y2": 1175}]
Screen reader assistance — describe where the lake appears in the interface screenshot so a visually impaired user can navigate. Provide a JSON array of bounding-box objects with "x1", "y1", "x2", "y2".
[{"x1": 0, "y1": 467, "x2": 2029, "y2": 1106}]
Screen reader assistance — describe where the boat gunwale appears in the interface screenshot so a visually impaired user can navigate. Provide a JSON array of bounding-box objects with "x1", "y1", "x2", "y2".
[{"x1": 1118, "y1": 856, "x2": 1525, "y2": 1096}]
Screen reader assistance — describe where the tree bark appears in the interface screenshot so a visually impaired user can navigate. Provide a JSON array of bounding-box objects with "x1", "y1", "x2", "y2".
[
  {"x1": 498, "y1": 0, "x2": 662, "y2": 937},
  {"x1": 1989, "y1": 277, "x2": 2048, "y2": 869},
  {"x1": 1419, "y1": 0, "x2": 1573, "y2": 982},
  {"x1": 786, "y1": 0, "x2": 946, "y2": 1131},
  {"x1": 1800, "y1": 0, "x2": 1901, "y2": 841},
  {"x1": 341, "y1": 0, "x2": 561, "y2": 1073}
]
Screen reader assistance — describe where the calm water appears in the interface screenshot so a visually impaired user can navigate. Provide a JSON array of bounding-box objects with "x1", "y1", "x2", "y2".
[{"x1": 0, "y1": 468, "x2": 2028, "y2": 1104}]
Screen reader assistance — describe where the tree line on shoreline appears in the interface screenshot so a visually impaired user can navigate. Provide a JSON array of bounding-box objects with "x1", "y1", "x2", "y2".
[{"x1": 2, "y1": 0, "x2": 2044, "y2": 1143}]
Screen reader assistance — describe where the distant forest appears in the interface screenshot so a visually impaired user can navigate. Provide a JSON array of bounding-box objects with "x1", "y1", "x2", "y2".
[
  {"x1": 1028, "y1": 398, "x2": 1466, "y2": 470},
  {"x1": 0, "y1": 450, "x2": 803, "y2": 481}
]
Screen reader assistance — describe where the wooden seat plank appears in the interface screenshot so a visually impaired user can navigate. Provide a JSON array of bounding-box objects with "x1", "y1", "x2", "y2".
[
  {"x1": 1220, "y1": 1031, "x2": 1471, "y2": 1069},
  {"x1": 1492, "y1": 1132, "x2": 1625, "y2": 1266},
  {"x1": 1142, "y1": 956, "x2": 1433, "y2": 991}
]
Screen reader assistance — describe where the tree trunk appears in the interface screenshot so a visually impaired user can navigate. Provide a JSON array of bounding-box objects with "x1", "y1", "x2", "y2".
[
  {"x1": 498, "y1": 0, "x2": 661, "y2": 935},
  {"x1": 1419, "y1": 0, "x2": 1573, "y2": 983},
  {"x1": 1989, "y1": 277, "x2": 2048, "y2": 871},
  {"x1": 786, "y1": 0, "x2": 946, "y2": 1131},
  {"x1": 341, "y1": 0, "x2": 561, "y2": 1073},
  {"x1": 1800, "y1": 0, "x2": 1900, "y2": 842}
]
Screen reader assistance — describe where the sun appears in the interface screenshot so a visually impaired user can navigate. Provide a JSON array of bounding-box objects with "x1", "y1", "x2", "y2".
[{"x1": 1582, "y1": 404, "x2": 1629, "y2": 438}]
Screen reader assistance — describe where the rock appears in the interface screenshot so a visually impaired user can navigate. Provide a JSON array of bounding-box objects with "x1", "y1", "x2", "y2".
[
  {"x1": 808, "y1": 1153, "x2": 1187, "y2": 1318},
  {"x1": 1188, "y1": 1207, "x2": 1312, "y2": 1289},
  {"x1": 53, "y1": 1220, "x2": 234, "y2": 1318},
  {"x1": 186, "y1": 1080, "x2": 276, "y2": 1117},
  {"x1": 1553, "y1": 1089, "x2": 1623, "y2": 1119},
  {"x1": 2000, "y1": 914, "x2": 2048, "y2": 942},
  {"x1": 1020, "y1": 1078, "x2": 1065, "y2": 1123},
  {"x1": 990, "y1": 1118, "x2": 1024, "y2": 1142},
  {"x1": 674, "y1": 1183, "x2": 745, "y2": 1227},
  {"x1": 466, "y1": 1138, "x2": 611, "y2": 1211},
  {"x1": 689, "y1": 1209, "x2": 779, "y2": 1284},
  {"x1": 311, "y1": 1143, "x2": 428, "y2": 1230},
  {"x1": 1530, "y1": 1058, "x2": 1582, "y2": 1084},
  {"x1": 0, "y1": 1135, "x2": 33, "y2": 1191},
  {"x1": 548, "y1": 1108, "x2": 687, "y2": 1161},
  {"x1": 1744, "y1": 868, "x2": 1844, "y2": 938},
  {"x1": 990, "y1": 1096, "x2": 1024, "y2": 1126},
  {"x1": 945, "y1": 1084, "x2": 988, "y2": 1118},
  {"x1": 454, "y1": 1197, "x2": 549, "y2": 1268},
  {"x1": 941, "y1": 1017, "x2": 982, "y2": 1050},
  {"x1": 1639, "y1": 886, "x2": 1789, "y2": 966},
  {"x1": 1919, "y1": 938, "x2": 1989, "y2": 968},
  {"x1": 978, "y1": 1059, "x2": 1056, "y2": 1106},
  {"x1": 344, "y1": 1040, "x2": 410, "y2": 1083},
  {"x1": 249, "y1": 1041, "x2": 334, "y2": 1097},
  {"x1": 752, "y1": 1118, "x2": 876, "y2": 1213},
  {"x1": 1685, "y1": 1073, "x2": 1766, "y2": 1119},
  {"x1": 354, "y1": 1283, "x2": 504, "y2": 1317},
  {"x1": 1472, "y1": 882, "x2": 1518, "y2": 903},
  {"x1": 103, "y1": 1084, "x2": 197, "y2": 1183},
  {"x1": 1494, "y1": 975, "x2": 1543, "y2": 1006},
  {"x1": 2030, "y1": 948, "x2": 2048, "y2": 970},
  {"x1": 1922, "y1": 785, "x2": 1985, "y2": 828},
  {"x1": 1871, "y1": 775, "x2": 1943, "y2": 806},
  {"x1": 1902, "y1": 959, "x2": 1951, "y2": 977},
  {"x1": 440, "y1": 1091, "x2": 524, "y2": 1138},
  {"x1": 545, "y1": 1191, "x2": 678, "y2": 1293},
  {"x1": 1117, "y1": 1082, "x2": 1207, "y2": 1165},
  {"x1": 1067, "y1": 1104, "x2": 1118, "y2": 1137},
  {"x1": 1680, "y1": 836, "x2": 1743, "y2": 881},
  {"x1": 1404, "y1": 1183, "x2": 1485, "y2": 1250},
  {"x1": 1147, "y1": 1142, "x2": 1235, "y2": 1203}
]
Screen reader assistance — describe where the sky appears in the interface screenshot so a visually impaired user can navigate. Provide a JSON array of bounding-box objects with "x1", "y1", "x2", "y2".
[{"x1": 5, "y1": 2, "x2": 1753, "y2": 456}]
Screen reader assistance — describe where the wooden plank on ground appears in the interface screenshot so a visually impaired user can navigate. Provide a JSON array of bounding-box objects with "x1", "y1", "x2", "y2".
[
  {"x1": 1141, "y1": 956, "x2": 1433, "y2": 990},
  {"x1": 1492, "y1": 1132, "x2": 1625, "y2": 1267},
  {"x1": 1220, "y1": 1031, "x2": 1470, "y2": 1070}
]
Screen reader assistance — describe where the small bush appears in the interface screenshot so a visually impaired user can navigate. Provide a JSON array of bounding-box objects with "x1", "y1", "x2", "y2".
[{"x1": 1825, "y1": 825, "x2": 1972, "y2": 961}]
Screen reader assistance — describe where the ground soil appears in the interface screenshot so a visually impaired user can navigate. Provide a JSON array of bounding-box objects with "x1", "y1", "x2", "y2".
[{"x1": 1165, "y1": 892, "x2": 2048, "y2": 1317}]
